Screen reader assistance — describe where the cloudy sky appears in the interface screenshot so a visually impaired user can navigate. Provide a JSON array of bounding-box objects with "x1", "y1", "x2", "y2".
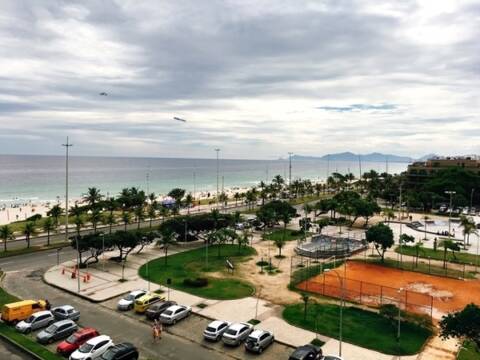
[{"x1": 0, "y1": 0, "x2": 479, "y2": 159}]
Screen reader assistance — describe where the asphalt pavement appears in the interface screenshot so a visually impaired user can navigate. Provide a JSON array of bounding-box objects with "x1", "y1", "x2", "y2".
[{"x1": 0, "y1": 338, "x2": 32, "y2": 360}]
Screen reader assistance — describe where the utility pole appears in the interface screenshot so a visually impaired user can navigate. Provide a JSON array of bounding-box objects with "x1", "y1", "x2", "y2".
[
  {"x1": 399, "y1": 183, "x2": 403, "y2": 266},
  {"x1": 288, "y1": 152, "x2": 293, "y2": 196},
  {"x1": 62, "y1": 137, "x2": 80, "y2": 293},
  {"x1": 445, "y1": 191, "x2": 456, "y2": 239},
  {"x1": 215, "y1": 148, "x2": 220, "y2": 210},
  {"x1": 358, "y1": 155, "x2": 362, "y2": 179}
]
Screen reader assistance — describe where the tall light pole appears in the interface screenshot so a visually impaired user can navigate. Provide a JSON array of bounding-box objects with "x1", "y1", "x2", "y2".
[
  {"x1": 397, "y1": 287, "x2": 404, "y2": 345},
  {"x1": 62, "y1": 137, "x2": 80, "y2": 293},
  {"x1": 215, "y1": 149, "x2": 220, "y2": 210},
  {"x1": 288, "y1": 152, "x2": 293, "y2": 197},
  {"x1": 399, "y1": 183, "x2": 403, "y2": 265},
  {"x1": 445, "y1": 191, "x2": 456, "y2": 239},
  {"x1": 324, "y1": 269, "x2": 344, "y2": 357}
]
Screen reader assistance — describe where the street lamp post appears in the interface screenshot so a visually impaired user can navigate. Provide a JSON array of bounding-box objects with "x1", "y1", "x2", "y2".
[
  {"x1": 62, "y1": 137, "x2": 80, "y2": 294},
  {"x1": 445, "y1": 191, "x2": 456, "y2": 239},
  {"x1": 324, "y1": 269, "x2": 344, "y2": 357},
  {"x1": 397, "y1": 287, "x2": 404, "y2": 344},
  {"x1": 215, "y1": 149, "x2": 220, "y2": 211},
  {"x1": 288, "y1": 152, "x2": 293, "y2": 197}
]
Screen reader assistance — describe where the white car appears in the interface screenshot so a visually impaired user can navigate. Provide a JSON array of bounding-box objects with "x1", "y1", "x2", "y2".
[
  {"x1": 69, "y1": 335, "x2": 113, "y2": 360},
  {"x1": 15, "y1": 311, "x2": 54, "y2": 334},
  {"x1": 158, "y1": 305, "x2": 191, "y2": 325},
  {"x1": 203, "y1": 320, "x2": 231, "y2": 341},
  {"x1": 117, "y1": 290, "x2": 147, "y2": 311}
]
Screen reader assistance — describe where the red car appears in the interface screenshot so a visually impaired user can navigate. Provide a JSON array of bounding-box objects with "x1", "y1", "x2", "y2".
[{"x1": 56, "y1": 327, "x2": 99, "y2": 356}]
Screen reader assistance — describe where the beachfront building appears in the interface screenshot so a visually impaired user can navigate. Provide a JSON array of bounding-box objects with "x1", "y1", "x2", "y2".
[{"x1": 407, "y1": 155, "x2": 480, "y2": 185}]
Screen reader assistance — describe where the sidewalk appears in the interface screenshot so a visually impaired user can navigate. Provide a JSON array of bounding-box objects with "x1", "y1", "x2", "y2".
[{"x1": 43, "y1": 242, "x2": 450, "y2": 360}]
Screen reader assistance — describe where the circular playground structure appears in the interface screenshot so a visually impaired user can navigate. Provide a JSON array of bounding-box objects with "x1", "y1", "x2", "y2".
[{"x1": 295, "y1": 234, "x2": 366, "y2": 259}]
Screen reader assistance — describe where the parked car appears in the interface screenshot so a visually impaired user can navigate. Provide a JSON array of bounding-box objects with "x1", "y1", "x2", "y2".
[
  {"x1": 36, "y1": 319, "x2": 78, "y2": 344},
  {"x1": 1, "y1": 299, "x2": 48, "y2": 325},
  {"x1": 69, "y1": 335, "x2": 114, "y2": 360},
  {"x1": 323, "y1": 356, "x2": 344, "y2": 360},
  {"x1": 117, "y1": 290, "x2": 147, "y2": 311},
  {"x1": 52, "y1": 305, "x2": 80, "y2": 321},
  {"x1": 145, "y1": 301, "x2": 177, "y2": 321},
  {"x1": 288, "y1": 344, "x2": 323, "y2": 360},
  {"x1": 15, "y1": 310, "x2": 55, "y2": 334},
  {"x1": 100, "y1": 342, "x2": 139, "y2": 360},
  {"x1": 244, "y1": 329, "x2": 274, "y2": 353},
  {"x1": 222, "y1": 322, "x2": 253, "y2": 346},
  {"x1": 203, "y1": 320, "x2": 231, "y2": 341},
  {"x1": 133, "y1": 293, "x2": 164, "y2": 313},
  {"x1": 158, "y1": 305, "x2": 191, "y2": 325},
  {"x1": 57, "y1": 327, "x2": 100, "y2": 356}
]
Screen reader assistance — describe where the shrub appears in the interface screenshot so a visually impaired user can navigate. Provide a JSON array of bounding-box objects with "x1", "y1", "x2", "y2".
[
  {"x1": 26, "y1": 214, "x2": 42, "y2": 222},
  {"x1": 183, "y1": 277, "x2": 208, "y2": 287}
]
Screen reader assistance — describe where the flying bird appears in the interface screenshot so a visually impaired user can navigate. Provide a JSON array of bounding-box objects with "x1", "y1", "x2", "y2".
[
  {"x1": 173, "y1": 117, "x2": 187, "y2": 123},
  {"x1": 99, "y1": 92, "x2": 108, "y2": 96}
]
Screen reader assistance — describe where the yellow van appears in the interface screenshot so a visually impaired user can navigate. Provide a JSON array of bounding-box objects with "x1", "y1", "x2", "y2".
[
  {"x1": 1, "y1": 300, "x2": 48, "y2": 325},
  {"x1": 134, "y1": 293, "x2": 164, "y2": 313}
]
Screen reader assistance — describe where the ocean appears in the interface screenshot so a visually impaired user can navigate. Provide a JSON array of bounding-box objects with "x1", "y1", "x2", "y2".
[{"x1": 0, "y1": 154, "x2": 409, "y2": 203}]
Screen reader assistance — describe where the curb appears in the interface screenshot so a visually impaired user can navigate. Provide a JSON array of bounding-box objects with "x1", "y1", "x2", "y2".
[
  {"x1": 42, "y1": 273, "x2": 112, "y2": 303},
  {"x1": 0, "y1": 332, "x2": 42, "y2": 360}
]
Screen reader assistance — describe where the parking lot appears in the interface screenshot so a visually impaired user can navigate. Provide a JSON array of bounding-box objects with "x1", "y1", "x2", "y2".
[{"x1": 104, "y1": 294, "x2": 294, "y2": 360}]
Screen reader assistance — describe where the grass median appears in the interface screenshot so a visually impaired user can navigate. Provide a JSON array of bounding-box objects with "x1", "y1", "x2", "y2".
[
  {"x1": 139, "y1": 244, "x2": 256, "y2": 300},
  {"x1": 0, "y1": 286, "x2": 62, "y2": 360},
  {"x1": 396, "y1": 245, "x2": 480, "y2": 267},
  {"x1": 263, "y1": 229, "x2": 311, "y2": 242},
  {"x1": 283, "y1": 303, "x2": 432, "y2": 356},
  {"x1": 458, "y1": 341, "x2": 480, "y2": 360}
]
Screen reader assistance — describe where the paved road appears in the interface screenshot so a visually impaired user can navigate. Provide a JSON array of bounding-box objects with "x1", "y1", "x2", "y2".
[{"x1": 0, "y1": 338, "x2": 32, "y2": 360}]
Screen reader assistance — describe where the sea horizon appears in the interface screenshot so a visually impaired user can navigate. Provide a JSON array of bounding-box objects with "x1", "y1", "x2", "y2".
[{"x1": 0, "y1": 154, "x2": 409, "y2": 204}]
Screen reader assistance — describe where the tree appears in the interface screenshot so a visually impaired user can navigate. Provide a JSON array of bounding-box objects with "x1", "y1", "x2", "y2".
[
  {"x1": 440, "y1": 239, "x2": 461, "y2": 268},
  {"x1": 184, "y1": 193, "x2": 193, "y2": 214},
  {"x1": 73, "y1": 216, "x2": 84, "y2": 238},
  {"x1": 383, "y1": 209, "x2": 395, "y2": 223},
  {"x1": 168, "y1": 188, "x2": 186, "y2": 213},
  {"x1": 89, "y1": 209, "x2": 102, "y2": 234},
  {"x1": 0, "y1": 225, "x2": 15, "y2": 252},
  {"x1": 134, "y1": 206, "x2": 145, "y2": 230},
  {"x1": 147, "y1": 206, "x2": 156, "y2": 228},
  {"x1": 111, "y1": 231, "x2": 139, "y2": 262},
  {"x1": 413, "y1": 241, "x2": 424, "y2": 266},
  {"x1": 157, "y1": 227, "x2": 177, "y2": 266},
  {"x1": 83, "y1": 187, "x2": 103, "y2": 209},
  {"x1": 234, "y1": 192, "x2": 241, "y2": 207},
  {"x1": 103, "y1": 213, "x2": 116, "y2": 235},
  {"x1": 316, "y1": 218, "x2": 330, "y2": 234},
  {"x1": 47, "y1": 204, "x2": 63, "y2": 228},
  {"x1": 42, "y1": 217, "x2": 55, "y2": 246},
  {"x1": 460, "y1": 215, "x2": 476, "y2": 248},
  {"x1": 23, "y1": 222, "x2": 37, "y2": 248},
  {"x1": 121, "y1": 211, "x2": 131, "y2": 231},
  {"x1": 440, "y1": 303, "x2": 480, "y2": 352},
  {"x1": 274, "y1": 237, "x2": 286, "y2": 257},
  {"x1": 365, "y1": 223, "x2": 394, "y2": 262},
  {"x1": 301, "y1": 293, "x2": 310, "y2": 320}
]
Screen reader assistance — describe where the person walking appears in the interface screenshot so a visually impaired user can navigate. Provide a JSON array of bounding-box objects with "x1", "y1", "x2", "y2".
[{"x1": 158, "y1": 322, "x2": 163, "y2": 339}]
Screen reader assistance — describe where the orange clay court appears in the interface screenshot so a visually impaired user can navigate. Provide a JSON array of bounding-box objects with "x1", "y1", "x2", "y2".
[{"x1": 297, "y1": 260, "x2": 480, "y2": 320}]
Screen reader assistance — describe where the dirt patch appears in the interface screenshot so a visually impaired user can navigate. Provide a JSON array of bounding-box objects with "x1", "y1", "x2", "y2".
[{"x1": 405, "y1": 282, "x2": 453, "y2": 301}]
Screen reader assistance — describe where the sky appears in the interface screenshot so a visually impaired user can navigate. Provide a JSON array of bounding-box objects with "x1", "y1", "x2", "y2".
[{"x1": 0, "y1": 0, "x2": 479, "y2": 160}]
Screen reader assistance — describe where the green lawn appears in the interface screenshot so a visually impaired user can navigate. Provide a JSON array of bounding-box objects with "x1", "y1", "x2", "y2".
[
  {"x1": 283, "y1": 303, "x2": 432, "y2": 356},
  {"x1": 0, "y1": 287, "x2": 62, "y2": 360},
  {"x1": 263, "y1": 229, "x2": 311, "y2": 242},
  {"x1": 139, "y1": 244, "x2": 256, "y2": 300},
  {"x1": 458, "y1": 341, "x2": 480, "y2": 360},
  {"x1": 396, "y1": 245, "x2": 480, "y2": 266}
]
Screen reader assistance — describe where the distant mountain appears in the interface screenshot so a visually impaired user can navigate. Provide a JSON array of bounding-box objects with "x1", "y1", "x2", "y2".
[
  {"x1": 291, "y1": 152, "x2": 414, "y2": 163},
  {"x1": 416, "y1": 153, "x2": 439, "y2": 161}
]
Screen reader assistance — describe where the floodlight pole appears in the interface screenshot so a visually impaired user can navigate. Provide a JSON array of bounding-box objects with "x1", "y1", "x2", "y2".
[
  {"x1": 62, "y1": 137, "x2": 80, "y2": 294},
  {"x1": 325, "y1": 269, "x2": 343, "y2": 357},
  {"x1": 288, "y1": 152, "x2": 293, "y2": 197},
  {"x1": 445, "y1": 191, "x2": 456, "y2": 239},
  {"x1": 215, "y1": 149, "x2": 220, "y2": 211}
]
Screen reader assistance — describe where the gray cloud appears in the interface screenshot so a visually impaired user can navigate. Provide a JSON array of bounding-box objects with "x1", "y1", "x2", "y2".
[{"x1": 0, "y1": 0, "x2": 479, "y2": 159}]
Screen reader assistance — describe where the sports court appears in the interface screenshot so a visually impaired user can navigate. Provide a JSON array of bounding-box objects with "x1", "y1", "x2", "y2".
[{"x1": 297, "y1": 260, "x2": 480, "y2": 319}]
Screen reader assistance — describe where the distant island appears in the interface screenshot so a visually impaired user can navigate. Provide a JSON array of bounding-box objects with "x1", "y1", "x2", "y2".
[{"x1": 288, "y1": 152, "x2": 437, "y2": 163}]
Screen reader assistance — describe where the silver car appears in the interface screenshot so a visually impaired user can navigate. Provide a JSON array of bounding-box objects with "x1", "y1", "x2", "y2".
[
  {"x1": 203, "y1": 320, "x2": 231, "y2": 341},
  {"x1": 52, "y1": 305, "x2": 80, "y2": 321},
  {"x1": 15, "y1": 311, "x2": 54, "y2": 334},
  {"x1": 36, "y1": 319, "x2": 78, "y2": 344},
  {"x1": 222, "y1": 322, "x2": 253, "y2": 346},
  {"x1": 245, "y1": 329, "x2": 274, "y2": 353},
  {"x1": 158, "y1": 305, "x2": 191, "y2": 325}
]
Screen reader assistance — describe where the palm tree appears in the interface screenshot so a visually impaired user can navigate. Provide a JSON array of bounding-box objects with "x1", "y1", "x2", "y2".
[
  {"x1": 42, "y1": 217, "x2": 55, "y2": 246},
  {"x1": 23, "y1": 222, "x2": 37, "y2": 248},
  {"x1": 47, "y1": 204, "x2": 63, "y2": 228},
  {"x1": 103, "y1": 213, "x2": 116, "y2": 235},
  {"x1": 134, "y1": 206, "x2": 145, "y2": 230},
  {"x1": 83, "y1": 187, "x2": 103, "y2": 209},
  {"x1": 440, "y1": 239, "x2": 461, "y2": 269},
  {"x1": 73, "y1": 216, "x2": 84, "y2": 238},
  {"x1": 460, "y1": 215, "x2": 476, "y2": 248},
  {"x1": 234, "y1": 192, "x2": 241, "y2": 207},
  {"x1": 157, "y1": 228, "x2": 177, "y2": 266},
  {"x1": 147, "y1": 206, "x2": 156, "y2": 228},
  {"x1": 89, "y1": 209, "x2": 102, "y2": 234},
  {"x1": 413, "y1": 241, "x2": 424, "y2": 267},
  {"x1": 184, "y1": 193, "x2": 193, "y2": 214},
  {"x1": 122, "y1": 211, "x2": 131, "y2": 231},
  {"x1": 159, "y1": 206, "x2": 169, "y2": 223},
  {"x1": 0, "y1": 225, "x2": 15, "y2": 252},
  {"x1": 281, "y1": 210, "x2": 292, "y2": 243},
  {"x1": 239, "y1": 229, "x2": 252, "y2": 248}
]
